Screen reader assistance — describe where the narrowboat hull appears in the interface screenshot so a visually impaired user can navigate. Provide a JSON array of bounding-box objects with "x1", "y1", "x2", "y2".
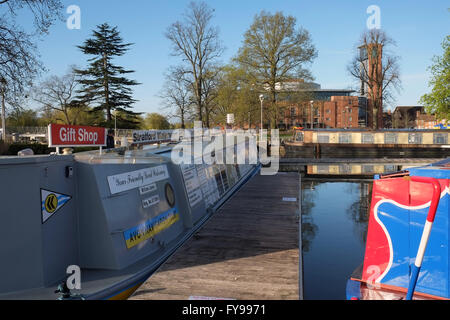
[
  {"x1": 346, "y1": 158, "x2": 450, "y2": 300},
  {"x1": 0, "y1": 143, "x2": 260, "y2": 300}
]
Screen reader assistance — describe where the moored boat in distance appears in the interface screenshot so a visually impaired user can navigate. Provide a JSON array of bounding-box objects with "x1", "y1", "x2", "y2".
[
  {"x1": 0, "y1": 130, "x2": 260, "y2": 300},
  {"x1": 347, "y1": 158, "x2": 450, "y2": 300}
]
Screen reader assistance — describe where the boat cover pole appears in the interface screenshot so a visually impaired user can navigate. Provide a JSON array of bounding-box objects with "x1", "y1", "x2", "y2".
[{"x1": 405, "y1": 176, "x2": 441, "y2": 300}]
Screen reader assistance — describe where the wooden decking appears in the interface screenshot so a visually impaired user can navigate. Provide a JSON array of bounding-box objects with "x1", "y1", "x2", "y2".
[{"x1": 130, "y1": 173, "x2": 300, "y2": 300}]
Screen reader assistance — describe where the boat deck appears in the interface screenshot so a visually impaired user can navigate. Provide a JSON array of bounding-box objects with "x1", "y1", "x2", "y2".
[{"x1": 130, "y1": 172, "x2": 300, "y2": 300}]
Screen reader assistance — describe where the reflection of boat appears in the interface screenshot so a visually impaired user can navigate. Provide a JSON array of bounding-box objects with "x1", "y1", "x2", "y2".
[
  {"x1": 347, "y1": 158, "x2": 450, "y2": 300},
  {"x1": 0, "y1": 142, "x2": 260, "y2": 300}
]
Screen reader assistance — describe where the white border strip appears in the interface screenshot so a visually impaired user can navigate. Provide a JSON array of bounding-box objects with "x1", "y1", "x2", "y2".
[{"x1": 374, "y1": 186, "x2": 449, "y2": 283}]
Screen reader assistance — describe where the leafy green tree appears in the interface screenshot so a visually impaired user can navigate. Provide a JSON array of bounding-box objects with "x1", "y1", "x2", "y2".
[
  {"x1": 75, "y1": 23, "x2": 141, "y2": 128},
  {"x1": 143, "y1": 113, "x2": 171, "y2": 130},
  {"x1": 6, "y1": 108, "x2": 40, "y2": 127},
  {"x1": 39, "y1": 105, "x2": 101, "y2": 127},
  {"x1": 420, "y1": 35, "x2": 450, "y2": 121},
  {"x1": 214, "y1": 65, "x2": 260, "y2": 127},
  {"x1": 236, "y1": 11, "x2": 317, "y2": 128},
  {"x1": 113, "y1": 110, "x2": 144, "y2": 129}
]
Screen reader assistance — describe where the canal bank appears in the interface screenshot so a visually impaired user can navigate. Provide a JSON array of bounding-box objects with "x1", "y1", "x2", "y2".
[
  {"x1": 129, "y1": 172, "x2": 376, "y2": 300},
  {"x1": 131, "y1": 173, "x2": 300, "y2": 300}
]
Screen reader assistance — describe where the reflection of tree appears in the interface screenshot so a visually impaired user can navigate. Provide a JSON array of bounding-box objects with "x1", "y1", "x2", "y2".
[
  {"x1": 301, "y1": 180, "x2": 319, "y2": 253},
  {"x1": 347, "y1": 183, "x2": 373, "y2": 244}
]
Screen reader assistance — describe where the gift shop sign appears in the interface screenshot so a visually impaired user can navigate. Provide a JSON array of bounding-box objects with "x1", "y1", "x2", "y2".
[{"x1": 48, "y1": 124, "x2": 107, "y2": 147}]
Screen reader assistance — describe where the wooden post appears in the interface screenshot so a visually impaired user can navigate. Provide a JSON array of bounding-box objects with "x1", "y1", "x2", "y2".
[{"x1": 298, "y1": 174, "x2": 304, "y2": 300}]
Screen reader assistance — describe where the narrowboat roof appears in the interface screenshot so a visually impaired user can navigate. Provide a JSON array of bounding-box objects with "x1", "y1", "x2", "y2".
[
  {"x1": 296, "y1": 128, "x2": 450, "y2": 133},
  {"x1": 409, "y1": 158, "x2": 450, "y2": 179}
]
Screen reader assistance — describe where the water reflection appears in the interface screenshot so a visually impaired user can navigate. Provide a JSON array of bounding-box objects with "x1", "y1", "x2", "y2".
[
  {"x1": 301, "y1": 180, "x2": 319, "y2": 253},
  {"x1": 301, "y1": 181, "x2": 372, "y2": 300}
]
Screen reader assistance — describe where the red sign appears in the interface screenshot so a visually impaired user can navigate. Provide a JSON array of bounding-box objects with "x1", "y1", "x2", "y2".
[{"x1": 48, "y1": 124, "x2": 107, "y2": 147}]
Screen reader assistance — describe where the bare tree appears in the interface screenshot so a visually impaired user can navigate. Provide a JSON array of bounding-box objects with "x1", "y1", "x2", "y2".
[
  {"x1": 32, "y1": 69, "x2": 84, "y2": 125},
  {"x1": 0, "y1": 0, "x2": 63, "y2": 105},
  {"x1": 201, "y1": 67, "x2": 221, "y2": 127},
  {"x1": 348, "y1": 29, "x2": 401, "y2": 129},
  {"x1": 165, "y1": 1, "x2": 224, "y2": 126},
  {"x1": 159, "y1": 67, "x2": 193, "y2": 129}
]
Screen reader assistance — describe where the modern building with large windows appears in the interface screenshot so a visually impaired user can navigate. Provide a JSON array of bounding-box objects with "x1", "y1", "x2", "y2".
[{"x1": 276, "y1": 80, "x2": 369, "y2": 130}]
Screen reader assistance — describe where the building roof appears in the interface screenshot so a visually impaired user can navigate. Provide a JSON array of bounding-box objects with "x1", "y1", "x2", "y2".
[
  {"x1": 309, "y1": 89, "x2": 355, "y2": 93},
  {"x1": 394, "y1": 106, "x2": 424, "y2": 111}
]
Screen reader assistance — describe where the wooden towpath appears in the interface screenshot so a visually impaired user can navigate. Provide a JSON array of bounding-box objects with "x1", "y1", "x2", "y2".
[{"x1": 130, "y1": 173, "x2": 300, "y2": 300}]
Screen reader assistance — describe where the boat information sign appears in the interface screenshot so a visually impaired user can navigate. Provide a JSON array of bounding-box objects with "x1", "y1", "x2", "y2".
[
  {"x1": 107, "y1": 165, "x2": 169, "y2": 195},
  {"x1": 180, "y1": 163, "x2": 204, "y2": 208},
  {"x1": 48, "y1": 124, "x2": 107, "y2": 147}
]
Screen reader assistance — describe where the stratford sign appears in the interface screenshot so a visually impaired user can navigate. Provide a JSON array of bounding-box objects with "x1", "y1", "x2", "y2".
[
  {"x1": 48, "y1": 124, "x2": 107, "y2": 148},
  {"x1": 132, "y1": 130, "x2": 174, "y2": 144}
]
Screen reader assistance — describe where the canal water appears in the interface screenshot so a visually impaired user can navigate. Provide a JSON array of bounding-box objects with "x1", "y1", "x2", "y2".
[{"x1": 301, "y1": 180, "x2": 372, "y2": 300}]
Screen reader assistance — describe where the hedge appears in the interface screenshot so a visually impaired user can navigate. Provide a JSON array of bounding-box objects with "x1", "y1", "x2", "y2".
[{"x1": 0, "y1": 142, "x2": 99, "y2": 156}]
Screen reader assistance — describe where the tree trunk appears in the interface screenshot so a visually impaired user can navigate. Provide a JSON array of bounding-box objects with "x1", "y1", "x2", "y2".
[
  {"x1": 205, "y1": 110, "x2": 210, "y2": 128},
  {"x1": 194, "y1": 75, "x2": 203, "y2": 124},
  {"x1": 181, "y1": 110, "x2": 185, "y2": 129},
  {"x1": 103, "y1": 52, "x2": 111, "y2": 122},
  {"x1": 64, "y1": 111, "x2": 71, "y2": 125},
  {"x1": 272, "y1": 92, "x2": 277, "y2": 129},
  {"x1": 376, "y1": 99, "x2": 383, "y2": 129}
]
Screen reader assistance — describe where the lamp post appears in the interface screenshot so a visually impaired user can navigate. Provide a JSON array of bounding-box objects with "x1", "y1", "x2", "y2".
[
  {"x1": 259, "y1": 94, "x2": 264, "y2": 131},
  {"x1": 310, "y1": 100, "x2": 314, "y2": 129},
  {"x1": 113, "y1": 110, "x2": 118, "y2": 147},
  {"x1": 0, "y1": 77, "x2": 6, "y2": 142}
]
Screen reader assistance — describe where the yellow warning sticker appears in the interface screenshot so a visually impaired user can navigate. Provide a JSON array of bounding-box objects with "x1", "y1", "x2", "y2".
[{"x1": 45, "y1": 194, "x2": 58, "y2": 213}]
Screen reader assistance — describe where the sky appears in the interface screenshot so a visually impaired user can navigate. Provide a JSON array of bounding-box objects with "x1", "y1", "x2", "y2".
[{"x1": 13, "y1": 0, "x2": 450, "y2": 114}]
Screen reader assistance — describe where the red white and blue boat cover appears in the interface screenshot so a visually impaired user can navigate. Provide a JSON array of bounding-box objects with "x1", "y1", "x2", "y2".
[{"x1": 358, "y1": 159, "x2": 450, "y2": 299}]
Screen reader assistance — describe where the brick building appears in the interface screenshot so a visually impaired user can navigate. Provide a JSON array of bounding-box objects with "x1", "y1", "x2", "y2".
[
  {"x1": 392, "y1": 106, "x2": 449, "y2": 129},
  {"x1": 281, "y1": 96, "x2": 362, "y2": 129},
  {"x1": 277, "y1": 81, "x2": 369, "y2": 129}
]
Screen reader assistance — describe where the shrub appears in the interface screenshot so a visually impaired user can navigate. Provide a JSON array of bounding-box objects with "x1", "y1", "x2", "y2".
[{"x1": 5, "y1": 143, "x2": 54, "y2": 155}]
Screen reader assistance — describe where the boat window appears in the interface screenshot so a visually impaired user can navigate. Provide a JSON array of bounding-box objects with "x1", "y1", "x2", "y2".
[
  {"x1": 213, "y1": 166, "x2": 225, "y2": 196},
  {"x1": 362, "y1": 133, "x2": 374, "y2": 144},
  {"x1": 433, "y1": 133, "x2": 448, "y2": 144},
  {"x1": 385, "y1": 133, "x2": 398, "y2": 144},
  {"x1": 339, "y1": 133, "x2": 352, "y2": 144},
  {"x1": 339, "y1": 164, "x2": 351, "y2": 174},
  {"x1": 362, "y1": 165, "x2": 374, "y2": 174},
  {"x1": 234, "y1": 164, "x2": 241, "y2": 179},
  {"x1": 408, "y1": 133, "x2": 422, "y2": 144},
  {"x1": 165, "y1": 183, "x2": 176, "y2": 208},
  {"x1": 384, "y1": 165, "x2": 397, "y2": 173},
  {"x1": 220, "y1": 169, "x2": 229, "y2": 191},
  {"x1": 317, "y1": 165, "x2": 329, "y2": 174},
  {"x1": 295, "y1": 131, "x2": 304, "y2": 142},
  {"x1": 317, "y1": 134, "x2": 329, "y2": 144}
]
